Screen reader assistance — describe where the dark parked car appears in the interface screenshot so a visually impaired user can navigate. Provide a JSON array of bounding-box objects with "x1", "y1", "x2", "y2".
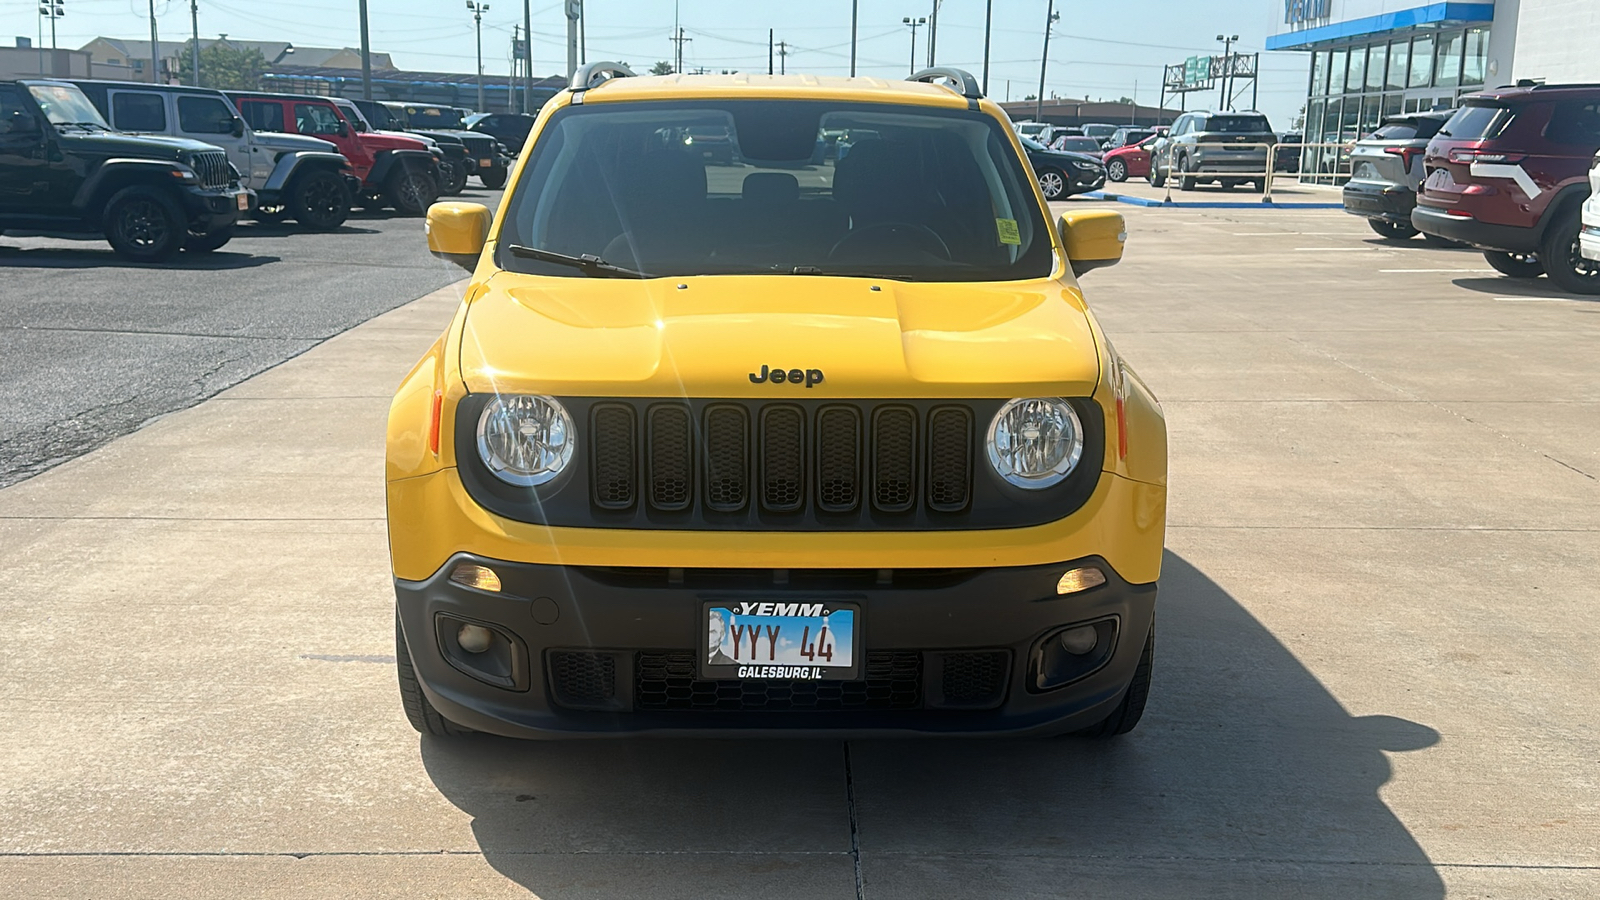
[
  {"x1": 465, "y1": 112, "x2": 535, "y2": 154},
  {"x1": 0, "y1": 79, "x2": 247, "y2": 261},
  {"x1": 1151, "y1": 110, "x2": 1276, "y2": 192},
  {"x1": 1020, "y1": 136, "x2": 1105, "y2": 200},
  {"x1": 1413, "y1": 83, "x2": 1600, "y2": 293},
  {"x1": 1049, "y1": 134, "x2": 1106, "y2": 159},
  {"x1": 1274, "y1": 132, "x2": 1304, "y2": 172},
  {"x1": 1343, "y1": 112, "x2": 1453, "y2": 241},
  {"x1": 1105, "y1": 127, "x2": 1156, "y2": 151},
  {"x1": 397, "y1": 103, "x2": 510, "y2": 188}
]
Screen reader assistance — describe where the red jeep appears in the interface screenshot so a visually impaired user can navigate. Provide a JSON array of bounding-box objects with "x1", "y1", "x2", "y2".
[
  {"x1": 226, "y1": 91, "x2": 440, "y2": 216},
  {"x1": 1412, "y1": 83, "x2": 1600, "y2": 294}
]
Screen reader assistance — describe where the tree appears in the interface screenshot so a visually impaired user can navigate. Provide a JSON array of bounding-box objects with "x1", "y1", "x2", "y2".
[
  {"x1": 177, "y1": 42, "x2": 268, "y2": 91},
  {"x1": 649, "y1": 60, "x2": 675, "y2": 76},
  {"x1": 1116, "y1": 96, "x2": 1135, "y2": 105},
  {"x1": 1023, "y1": 94, "x2": 1038, "y2": 101}
]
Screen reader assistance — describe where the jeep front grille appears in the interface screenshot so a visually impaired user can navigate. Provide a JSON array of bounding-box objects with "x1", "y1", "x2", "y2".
[{"x1": 186, "y1": 150, "x2": 233, "y2": 189}]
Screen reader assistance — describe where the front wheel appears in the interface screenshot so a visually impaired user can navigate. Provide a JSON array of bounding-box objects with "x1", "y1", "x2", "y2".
[
  {"x1": 288, "y1": 169, "x2": 351, "y2": 231},
  {"x1": 385, "y1": 168, "x2": 439, "y2": 216},
  {"x1": 103, "y1": 186, "x2": 187, "y2": 262},
  {"x1": 183, "y1": 225, "x2": 234, "y2": 253},
  {"x1": 437, "y1": 159, "x2": 469, "y2": 195},
  {"x1": 478, "y1": 167, "x2": 508, "y2": 190},
  {"x1": 1368, "y1": 218, "x2": 1418, "y2": 240},
  {"x1": 1074, "y1": 623, "x2": 1154, "y2": 739},
  {"x1": 396, "y1": 611, "x2": 474, "y2": 736},
  {"x1": 1106, "y1": 158, "x2": 1128, "y2": 182},
  {"x1": 1037, "y1": 168, "x2": 1067, "y2": 201},
  {"x1": 1483, "y1": 250, "x2": 1545, "y2": 278},
  {"x1": 1149, "y1": 159, "x2": 1165, "y2": 187},
  {"x1": 1537, "y1": 206, "x2": 1600, "y2": 295}
]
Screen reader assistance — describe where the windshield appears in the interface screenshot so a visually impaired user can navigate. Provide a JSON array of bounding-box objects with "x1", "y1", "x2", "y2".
[
  {"x1": 27, "y1": 83, "x2": 109, "y2": 128},
  {"x1": 1057, "y1": 137, "x2": 1101, "y2": 153},
  {"x1": 1438, "y1": 102, "x2": 1509, "y2": 139},
  {"x1": 498, "y1": 99, "x2": 1054, "y2": 282},
  {"x1": 1204, "y1": 115, "x2": 1272, "y2": 134},
  {"x1": 1081, "y1": 125, "x2": 1116, "y2": 138},
  {"x1": 335, "y1": 101, "x2": 371, "y2": 132},
  {"x1": 406, "y1": 105, "x2": 464, "y2": 129}
]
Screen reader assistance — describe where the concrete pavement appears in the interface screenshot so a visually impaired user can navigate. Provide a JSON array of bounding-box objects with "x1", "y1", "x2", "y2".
[{"x1": 1, "y1": 202, "x2": 1597, "y2": 898}]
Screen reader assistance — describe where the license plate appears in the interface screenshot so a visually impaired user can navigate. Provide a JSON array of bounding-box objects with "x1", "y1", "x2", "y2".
[
  {"x1": 235, "y1": 193, "x2": 250, "y2": 211},
  {"x1": 702, "y1": 601, "x2": 860, "y2": 681},
  {"x1": 479, "y1": 158, "x2": 493, "y2": 168}
]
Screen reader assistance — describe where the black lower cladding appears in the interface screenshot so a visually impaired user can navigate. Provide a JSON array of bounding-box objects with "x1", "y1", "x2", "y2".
[
  {"x1": 394, "y1": 554, "x2": 1157, "y2": 737},
  {"x1": 1342, "y1": 183, "x2": 1415, "y2": 222},
  {"x1": 454, "y1": 395, "x2": 1105, "y2": 532}
]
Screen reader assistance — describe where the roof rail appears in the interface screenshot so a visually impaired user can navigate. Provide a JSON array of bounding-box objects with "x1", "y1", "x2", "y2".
[
  {"x1": 907, "y1": 67, "x2": 983, "y2": 109},
  {"x1": 569, "y1": 61, "x2": 635, "y2": 103}
]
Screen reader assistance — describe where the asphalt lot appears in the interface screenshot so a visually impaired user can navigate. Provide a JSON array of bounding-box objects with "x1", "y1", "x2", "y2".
[
  {"x1": 1, "y1": 196, "x2": 1597, "y2": 898},
  {"x1": 0, "y1": 187, "x2": 499, "y2": 488}
]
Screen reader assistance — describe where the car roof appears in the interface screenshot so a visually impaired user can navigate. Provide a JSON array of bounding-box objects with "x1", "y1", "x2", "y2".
[
  {"x1": 1465, "y1": 82, "x2": 1600, "y2": 102},
  {"x1": 573, "y1": 73, "x2": 975, "y2": 110},
  {"x1": 224, "y1": 89, "x2": 336, "y2": 102},
  {"x1": 69, "y1": 79, "x2": 225, "y2": 96}
]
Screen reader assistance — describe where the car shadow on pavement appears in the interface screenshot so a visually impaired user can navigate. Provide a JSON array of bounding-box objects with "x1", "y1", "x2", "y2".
[
  {"x1": 419, "y1": 551, "x2": 1444, "y2": 899},
  {"x1": 1451, "y1": 276, "x2": 1600, "y2": 301},
  {"x1": 233, "y1": 223, "x2": 381, "y2": 237},
  {"x1": 0, "y1": 246, "x2": 279, "y2": 269}
]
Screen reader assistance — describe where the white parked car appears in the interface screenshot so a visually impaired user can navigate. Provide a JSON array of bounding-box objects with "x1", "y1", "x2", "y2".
[{"x1": 1581, "y1": 151, "x2": 1600, "y2": 261}]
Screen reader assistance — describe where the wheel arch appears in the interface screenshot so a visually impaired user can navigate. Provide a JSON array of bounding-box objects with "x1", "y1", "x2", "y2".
[{"x1": 75, "y1": 159, "x2": 190, "y2": 220}]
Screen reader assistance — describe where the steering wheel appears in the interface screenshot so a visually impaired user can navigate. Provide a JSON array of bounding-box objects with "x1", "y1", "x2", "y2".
[{"x1": 828, "y1": 222, "x2": 952, "y2": 262}]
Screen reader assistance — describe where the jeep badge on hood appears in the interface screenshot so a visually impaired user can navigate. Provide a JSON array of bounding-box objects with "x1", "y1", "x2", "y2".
[{"x1": 749, "y1": 365, "x2": 825, "y2": 387}]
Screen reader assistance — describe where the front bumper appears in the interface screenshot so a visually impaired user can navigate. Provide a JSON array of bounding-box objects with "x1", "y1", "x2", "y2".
[
  {"x1": 1582, "y1": 196, "x2": 1600, "y2": 262},
  {"x1": 1343, "y1": 181, "x2": 1415, "y2": 223},
  {"x1": 179, "y1": 185, "x2": 250, "y2": 232},
  {"x1": 1412, "y1": 203, "x2": 1538, "y2": 253},
  {"x1": 397, "y1": 554, "x2": 1156, "y2": 738},
  {"x1": 1067, "y1": 168, "x2": 1105, "y2": 195}
]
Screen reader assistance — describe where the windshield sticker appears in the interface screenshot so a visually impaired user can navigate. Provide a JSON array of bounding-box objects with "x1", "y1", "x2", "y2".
[{"x1": 996, "y1": 218, "x2": 1021, "y2": 245}]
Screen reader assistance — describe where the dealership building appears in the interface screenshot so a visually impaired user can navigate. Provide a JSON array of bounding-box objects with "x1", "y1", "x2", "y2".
[{"x1": 1268, "y1": 0, "x2": 1600, "y2": 173}]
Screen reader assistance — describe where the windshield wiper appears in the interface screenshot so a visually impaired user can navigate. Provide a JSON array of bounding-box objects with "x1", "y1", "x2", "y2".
[
  {"x1": 507, "y1": 244, "x2": 649, "y2": 278},
  {"x1": 789, "y1": 265, "x2": 915, "y2": 281}
]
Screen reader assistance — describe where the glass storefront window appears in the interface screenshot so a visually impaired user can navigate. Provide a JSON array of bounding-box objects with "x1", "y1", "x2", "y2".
[
  {"x1": 1462, "y1": 27, "x2": 1488, "y2": 86},
  {"x1": 1383, "y1": 94, "x2": 1403, "y2": 118},
  {"x1": 1305, "y1": 98, "x2": 1325, "y2": 174},
  {"x1": 1312, "y1": 51, "x2": 1329, "y2": 96},
  {"x1": 1367, "y1": 43, "x2": 1388, "y2": 92},
  {"x1": 1359, "y1": 95, "x2": 1382, "y2": 137},
  {"x1": 1435, "y1": 31, "x2": 1463, "y2": 88},
  {"x1": 1409, "y1": 35, "x2": 1434, "y2": 88},
  {"x1": 1340, "y1": 94, "x2": 1359, "y2": 141},
  {"x1": 1347, "y1": 46, "x2": 1367, "y2": 93},
  {"x1": 1330, "y1": 49, "x2": 1348, "y2": 97},
  {"x1": 1386, "y1": 39, "x2": 1409, "y2": 91}
]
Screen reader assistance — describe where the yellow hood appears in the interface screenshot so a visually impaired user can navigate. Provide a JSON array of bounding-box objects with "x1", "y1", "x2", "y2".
[{"x1": 456, "y1": 273, "x2": 1103, "y2": 398}]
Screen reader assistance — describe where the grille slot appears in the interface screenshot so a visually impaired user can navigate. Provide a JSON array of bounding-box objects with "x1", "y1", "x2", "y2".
[
  {"x1": 636, "y1": 651, "x2": 921, "y2": 711},
  {"x1": 647, "y1": 405, "x2": 693, "y2": 511},
  {"x1": 548, "y1": 651, "x2": 620, "y2": 710},
  {"x1": 759, "y1": 405, "x2": 805, "y2": 512},
  {"x1": 186, "y1": 150, "x2": 233, "y2": 188},
  {"x1": 815, "y1": 406, "x2": 861, "y2": 512},
  {"x1": 591, "y1": 404, "x2": 636, "y2": 509},
  {"x1": 926, "y1": 407, "x2": 973, "y2": 512},
  {"x1": 703, "y1": 405, "x2": 749, "y2": 511},
  {"x1": 872, "y1": 407, "x2": 917, "y2": 513}
]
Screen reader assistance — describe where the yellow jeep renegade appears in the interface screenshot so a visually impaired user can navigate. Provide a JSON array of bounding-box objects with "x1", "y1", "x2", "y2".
[{"x1": 388, "y1": 65, "x2": 1167, "y2": 738}]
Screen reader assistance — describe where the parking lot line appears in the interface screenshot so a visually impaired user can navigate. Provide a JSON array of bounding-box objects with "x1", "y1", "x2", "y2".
[
  {"x1": 1380, "y1": 268, "x2": 1497, "y2": 273},
  {"x1": 1496, "y1": 296, "x2": 1579, "y2": 302}
]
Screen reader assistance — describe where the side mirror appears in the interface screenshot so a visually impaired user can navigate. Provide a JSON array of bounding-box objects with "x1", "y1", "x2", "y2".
[
  {"x1": 230, "y1": 116, "x2": 245, "y2": 137},
  {"x1": 426, "y1": 201, "x2": 492, "y2": 270},
  {"x1": 1058, "y1": 210, "x2": 1126, "y2": 277},
  {"x1": 6, "y1": 111, "x2": 41, "y2": 136}
]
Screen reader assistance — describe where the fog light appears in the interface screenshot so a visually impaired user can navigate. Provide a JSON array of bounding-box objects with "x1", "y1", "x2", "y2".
[
  {"x1": 1056, "y1": 566, "x2": 1106, "y2": 595},
  {"x1": 457, "y1": 623, "x2": 494, "y2": 654},
  {"x1": 450, "y1": 563, "x2": 502, "y2": 592},
  {"x1": 1059, "y1": 625, "x2": 1098, "y2": 655}
]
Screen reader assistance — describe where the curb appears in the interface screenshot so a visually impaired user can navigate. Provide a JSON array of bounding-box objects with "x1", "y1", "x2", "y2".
[{"x1": 1083, "y1": 190, "x2": 1344, "y2": 210}]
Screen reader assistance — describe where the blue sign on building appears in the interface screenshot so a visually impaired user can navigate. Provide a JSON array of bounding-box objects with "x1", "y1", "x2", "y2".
[{"x1": 1284, "y1": 0, "x2": 1332, "y2": 25}]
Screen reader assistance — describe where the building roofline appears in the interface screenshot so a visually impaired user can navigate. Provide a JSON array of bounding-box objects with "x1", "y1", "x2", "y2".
[{"x1": 1265, "y1": 1, "x2": 1493, "y2": 51}]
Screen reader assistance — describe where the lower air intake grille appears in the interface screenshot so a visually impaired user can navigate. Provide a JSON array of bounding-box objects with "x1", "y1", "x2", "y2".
[
  {"x1": 935, "y1": 651, "x2": 1009, "y2": 709},
  {"x1": 548, "y1": 651, "x2": 619, "y2": 710},
  {"x1": 636, "y1": 650, "x2": 921, "y2": 711}
]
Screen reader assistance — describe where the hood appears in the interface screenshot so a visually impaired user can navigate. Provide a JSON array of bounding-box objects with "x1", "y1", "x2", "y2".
[
  {"x1": 252, "y1": 130, "x2": 337, "y2": 153},
  {"x1": 457, "y1": 272, "x2": 1102, "y2": 399},
  {"x1": 59, "y1": 129, "x2": 215, "y2": 159},
  {"x1": 406, "y1": 129, "x2": 465, "y2": 145},
  {"x1": 360, "y1": 131, "x2": 431, "y2": 152}
]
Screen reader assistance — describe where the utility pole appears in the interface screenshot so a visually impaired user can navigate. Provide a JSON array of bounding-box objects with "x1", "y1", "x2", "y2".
[
  {"x1": 981, "y1": 0, "x2": 992, "y2": 95},
  {"x1": 776, "y1": 41, "x2": 788, "y2": 75},
  {"x1": 670, "y1": 27, "x2": 691, "y2": 74},
  {"x1": 523, "y1": 0, "x2": 532, "y2": 112},
  {"x1": 902, "y1": 17, "x2": 924, "y2": 77},
  {"x1": 849, "y1": 0, "x2": 858, "y2": 77},
  {"x1": 511, "y1": 24, "x2": 520, "y2": 111},
  {"x1": 566, "y1": 0, "x2": 579, "y2": 79},
  {"x1": 1216, "y1": 34, "x2": 1238, "y2": 111},
  {"x1": 41, "y1": 1, "x2": 63, "y2": 53},
  {"x1": 358, "y1": 0, "x2": 372, "y2": 100},
  {"x1": 148, "y1": 0, "x2": 160, "y2": 84},
  {"x1": 1036, "y1": 0, "x2": 1059, "y2": 122},
  {"x1": 927, "y1": 0, "x2": 941, "y2": 68},
  {"x1": 578, "y1": 1, "x2": 586, "y2": 63},
  {"x1": 189, "y1": 0, "x2": 201, "y2": 86},
  {"x1": 768, "y1": 28, "x2": 774, "y2": 75},
  {"x1": 468, "y1": 0, "x2": 489, "y2": 111}
]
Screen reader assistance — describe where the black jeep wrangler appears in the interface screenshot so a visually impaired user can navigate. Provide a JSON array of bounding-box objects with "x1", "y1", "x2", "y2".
[{"x1": 0, "y1": 79, "x2": 249, "y2": 262}]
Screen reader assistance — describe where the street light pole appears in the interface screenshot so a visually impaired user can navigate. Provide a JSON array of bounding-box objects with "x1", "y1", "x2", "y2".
[
  {"x1": 849, "y1": 0, "x2": 858, "y2": 77},
  {"x1": 523, "y1": 0, "x2": 533, "y2": 112},
  {"x1": 468, "y1": 1, "x2": 490, "y2": 112},
  {"x1": 1216, "y1": 34, "x2": 1238, "y2": 111},
  {"x1": 358, "y1": 0, "x2": 373, "y2": 100},
  {"x1": 1036, "y1": 0, "x2": 1059, "y2": 122},
  {"x1": 148, "y1": 0, "x2": 160, "y2": 84},
  {"x1": 901, "y1": 17, "x2": 924, "y2": 76},
  {"x1": 980, "y1": 0, "x2": 993, "y2": 95}
]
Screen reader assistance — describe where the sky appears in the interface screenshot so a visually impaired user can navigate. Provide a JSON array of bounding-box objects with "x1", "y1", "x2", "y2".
[{"x1": 10, "y1": 0, "x2": 1312, "y2": 127}]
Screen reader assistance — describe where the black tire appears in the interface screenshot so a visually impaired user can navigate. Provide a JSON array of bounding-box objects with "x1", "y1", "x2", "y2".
[
  {"x1": 396, "y1": 611, "x2": 474, "y2": 736},
  {"x1": 1074, "y1": 623, "x2": 1154, "y2": 739},
  {"x1": 1368, "y1": 218, "x2": 1418, "y2": 240},
  {"x1": 385, "y1": 168, "x2": 438, "y2": 216},
  {"x1": 102, "y1": 186, "x2": 187, "y2": 262},
  {"x1": 1249, "y1": 179, "x2": 1267, "y2": 194},
  {"x1": 1037, "y1": 168, "x2": 1067, "y2": 201},
  {"x1": 287, "y1": 169, "x2": 351, "y2": 231},
  {"x1": 438, "y1": 158, "x2": 469, "y2": 196},
  {"x1": 183, "y1": 225, "x2": 234, "y2": 253},
  {"x1": 1536, "y1": 205, "x2": 1600, "y2": 295},
  {"x1": 1421, "y1": 232, "x2": 1462, "y2": 248},
  {"x1": 253, "y1": 204, "x2": 291, "y2": 224},
  {"x1": 1178, "y1": 155, "x2": 1196, "y2": 191},
  {"x1": 1106, "y1": 158, "x2": 1128, "y2": 183},
  {"x1": 1149, "y1": 157, "x2": 1165, "y2": 187},
  {"x1": 478, "y1": 166, "x2": 508, "y2": 190},
  {"x1": 1483, "y1": 250, "x2": 1545, "y2": 278}
]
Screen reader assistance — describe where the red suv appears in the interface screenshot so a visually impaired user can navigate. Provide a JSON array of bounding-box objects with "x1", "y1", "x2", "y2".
[
  {"x1": 227, "y1": 91, "x2": 440, "y2": 216},
  {"x1": 1412, "y1": 83, "x2": 1600, "y2": 294}
]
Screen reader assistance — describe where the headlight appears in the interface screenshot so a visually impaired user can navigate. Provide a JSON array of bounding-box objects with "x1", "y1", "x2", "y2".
[
  {"x1": 476, "y1": 395, "x2": 575, "y2": 486},
  {"x1": 986, "y1": 398, "x2": 1084, "y2": 489}
]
